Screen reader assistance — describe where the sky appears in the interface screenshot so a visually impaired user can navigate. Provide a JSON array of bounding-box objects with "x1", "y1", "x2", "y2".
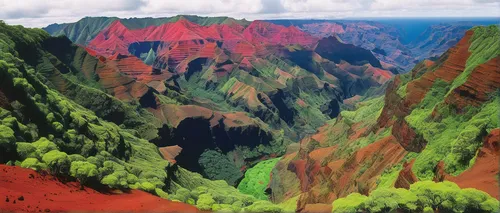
[{"x1": 1, "y1": 0, "x2": 499, "y2": 27}]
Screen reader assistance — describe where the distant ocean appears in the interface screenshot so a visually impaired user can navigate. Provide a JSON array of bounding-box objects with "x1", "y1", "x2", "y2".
[
  {"x1": 358, "y1": 17, "x2": 500, "y2": 44},
  {"x1": 267, "y1": 17, "x2": 499, "y2": 44}
]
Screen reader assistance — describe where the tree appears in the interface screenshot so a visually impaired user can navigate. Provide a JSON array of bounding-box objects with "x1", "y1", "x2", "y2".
[
  {"x1": 20, "y1": 158, "x2": 47, "y2": 171},
  {"x1": 32, "y1": 137, "x2": 58, "y2": 156},
  {"x1": 332, "y1": 193, "x2": 367, "y2": 213},
  {"x1": 171, "y1": 188, "x2": 191, "y2": 203},
  {"x1": 139, "y1": 182, "x2": 156, "y2": 192},
  {"x1": 100, "y1": 171, "x2": 131, "y2": 189},
  {"x1": 70, "y1": 161, "x2": 98, "y2": 189},
  {"x1": 0, "y1": 125, "x2": 16, "y2": 163},
  {"x1": 42, "y1": 150, "x2": 70, "y2": 175},
  {"x1": 16, "y1": 142, "x2": 38, "y2": 159},
  {"x1": 243, "y1": 200, "x2": 282, "y2": 213},
  {"x1": 196, "y1": 193, "x2": 216, "y2": 211},
  {"x1": 144, "y1": 48, "x2": 156, "y2": 65}
]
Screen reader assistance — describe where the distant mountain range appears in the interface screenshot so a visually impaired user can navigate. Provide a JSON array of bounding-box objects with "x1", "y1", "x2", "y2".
[{"x1": 1, "y1": 15, "x2": 498, "y2": 213}]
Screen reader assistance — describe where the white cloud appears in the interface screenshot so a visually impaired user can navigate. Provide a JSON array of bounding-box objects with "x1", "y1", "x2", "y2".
[{"x1": 0, "y1": 0, "x2": 498, "y2": 28}]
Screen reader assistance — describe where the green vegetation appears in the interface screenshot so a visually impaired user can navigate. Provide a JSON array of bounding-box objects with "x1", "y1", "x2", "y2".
[
  {"x1": 238, "y1": 158, "x2": 281, "y2": 200},
  {"x1": 332, "y1": 181, "x2": 499, "y2": 213},
  {"x1": 340, "y1": 96, "x2": 384, "y2": 127},
  {"x1": 70, "y1": 161, "x2": 98, "y2": 187},
  {"x1": 375, "y1": 164, "x2": 403, "y2": 189},
  {"x1": 167, "y1": 167, "x2": 288, "y2": 212},
  {"x1": 449, "y1": 25, "x2": 500, "y2": 92},
  {"x1": 406, "y1": 78, "x2": 498, "y2": 179},
  {"x1": 44, "y1": 16, "x2": 251, "y2": 45},
  {"x1": 199, "y1": 150, "x2": 243, "y2": 186}
]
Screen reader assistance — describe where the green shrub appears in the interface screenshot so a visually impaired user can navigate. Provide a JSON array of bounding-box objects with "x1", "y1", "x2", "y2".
[
  {"x1": 171, "y1": 188, "x2": 192, "y2": 203},
  {"x1": 243, "y1": 200, "x2": 282, "y2": 213},
  {"x1": 16, "y1": 142, "x2": 38, "y2": 159},
  {"x1": 0, "y1": 124, "x2": 16, "y2": 162},
  {"x1": 238, "y1": 157, "x2": 281, "y2": 200},
  {"x1": 42, "y1": 150, "x2": 70, "y2": 175},
  {"x1": 155, "y1": 188, "x2": 169, "y2": 199},
  {"x1": 101, "y1": 172, "x2": 129, "y2": 189},
  {"x1": 139, "y1": 182, "x2": 156, "y2": 192},
  {"x1": 332, "y1": 181, "x2": 499, "y2": 213},
  {"x1": 196, "y1": 193, "x2": 216, "y2": 211},
  {"x1": 20, "y1": 158, "x2": 47, "y2": 171},
  {"x1": 198, "y1": 150, "x2": 243, "y2": 186},
  {"x1": 32, "y1": 137, "x2": 58, "y2": 156},
  {"x1": 70, "y1": 161, "x2": 98, "y2": 187},
  {"x1": 332, "y1": 193, "x2": 368, "y2": 213}
]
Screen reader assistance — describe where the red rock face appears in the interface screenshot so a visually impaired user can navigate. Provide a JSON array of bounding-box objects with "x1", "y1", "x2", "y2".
[
  {"x1": 444, "y1": 129, "x2": 500, "y2": 199},
  {"x1": 0, "y1": 165, "x2": 199, "y2": 213},
  {"x1": 89, "y1": 19, "x2": 318, "y2": 58},
  {"x1": 394, "y1": 159, "x2": 418, "y2": 189},
  {"x1": 95, "y1": 56, "x2": 151, "y2": 102},
  {"x1": 378, "y1": 30, "x2": 474, "y2": 152},
  {"x1": 159, "y1": 145, "x2": 183, "y2": 164},
  {"x1": 269, "y1": 28, "x2": 497, "y2": 212},
  {"x1": 445, "y1": 57, "x2": 500, "y2": 109}
]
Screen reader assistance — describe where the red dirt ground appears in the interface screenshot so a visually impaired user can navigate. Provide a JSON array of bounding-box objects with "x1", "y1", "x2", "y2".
[{"x1": 0, "y1": 165, "x2": 199, "y2": 213}]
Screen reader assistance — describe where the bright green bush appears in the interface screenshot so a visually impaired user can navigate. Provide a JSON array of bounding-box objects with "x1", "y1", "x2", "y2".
[
  {"x1": 364, "y1": 188, "x2": 418, "y2": 212},
  {"x1": 101, "y1": 172, "x2": 129, "y2": 189},
  {"x1": 332, "y1": 181, "x2": 499, "y2": 213},
  {"x1": 332, "y1": 193, "x2": 368, "y2": 213},
  {"x1": 238, "y1": 157, "x2": 281, "y2": 200},
  {"x1": 139, "y1": 182, "x2": 156, "y2": 192},
  {"x1": 70, "y1": 161, "x2": 98, "y2": 186},
  {"x1": 42, "y1": 150, "x2": 70, "y2": 175},
  {"x1": 243, "y1": 200, "x2": 282, "y2": 213},
  {"x1": 0, "y1": 124, "x2": 16, "y2": 162},
  {"x1": 32, "y1": 137, "x2": 58, "y2": 156},
  {"x1": 196, "y1": 193, "x2": 216, "y2": 211},
  {"x1": 16, "y1": 142, "x2": 38, "y2": 159},
  {"x1": 20, "y1": 158, "x2": 47, "y2": 171},
  {"x1": 155, "y1": 188, "x2": 169, "y2": 199},
  {"x1": 171, "y1": 188, "x2": 192, "y2": 203}
]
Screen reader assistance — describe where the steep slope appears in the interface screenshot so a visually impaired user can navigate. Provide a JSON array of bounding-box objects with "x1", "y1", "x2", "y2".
[
  {"x1": 0, "y1": 165, "x2": 199, "y2": 212},
  {"x1": 44, "y1": 15, "x2": 251, "y2": 45},
  {"x1": 271, "y1": 20, "x2": 494, "y2": 72},
  {"x1": 84, "y1": 18, "x2": 392, "y2": 140},
  {"x1": 0, "y1": 21, "x2": 289, "y2": 213},
  {"x1": 268, "y1": 25, "x2": 500, "y2": 212},
  {"x1": 408, "y1": 23, "x2": 485, "y2": 62}
]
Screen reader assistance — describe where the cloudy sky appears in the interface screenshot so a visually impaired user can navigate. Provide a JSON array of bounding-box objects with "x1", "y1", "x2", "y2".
[{"x1": 1, "y1": 0, "x2": 499, "y2": 27}]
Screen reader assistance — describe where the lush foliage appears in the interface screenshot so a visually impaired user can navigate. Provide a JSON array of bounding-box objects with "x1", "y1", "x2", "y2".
[
  {"x1": 406, "y1": 79, "x2": 498, "y2": 179},
  {"x1": 238, "y1": 158, "x2": 281, "y2": 200},
  {"x1": 332, "y1": 181, "x2": 499, "y2": 213},
  {"x1": 199, "y1": 150, "x2": 243, "y2": 186}
]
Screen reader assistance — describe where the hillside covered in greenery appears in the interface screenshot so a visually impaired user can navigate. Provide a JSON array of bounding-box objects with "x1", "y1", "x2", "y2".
[{"x1": 1, "y1": 17, "x2": 499, "y2": 213}]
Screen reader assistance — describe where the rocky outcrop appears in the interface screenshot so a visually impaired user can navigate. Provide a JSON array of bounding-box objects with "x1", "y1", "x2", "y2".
[
  {"x1": 445, "y1": 57, "x2": 500, "y2": 109},
  {"x1": 394, "y1": 160, "x2": 418, "y2": 189},
  {"x1": 149, "y1": 104, "x2": 286, "y2": 184},
  {"x1": 436, "y1": 129, "x2": 500, "y2": 199}
]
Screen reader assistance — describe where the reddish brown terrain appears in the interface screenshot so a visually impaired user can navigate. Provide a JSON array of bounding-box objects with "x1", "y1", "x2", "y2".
[
  {"x1": 267, "y1": 27, "x2": 500, "y2": 211},
  {"x1": 0, "y1": 165, "x2": 199, "y2": 212}
]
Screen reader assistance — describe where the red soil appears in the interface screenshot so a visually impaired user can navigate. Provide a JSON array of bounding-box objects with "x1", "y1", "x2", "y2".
[
  {"x1": 445, "y1": 57, "x2": 500, "y2": 109},
  {"x1": 0, "y1": 165, "x2": 198, "y2": 213},
  {"x1": 95, "y1": 56, "x2": 150, "y2": 101},
  {"x1": 446, "y1": 129, "x2": 500, "y2": 199},
  {"x1": 394, "y1": 159, "x2": 418, "y2": 189}
]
